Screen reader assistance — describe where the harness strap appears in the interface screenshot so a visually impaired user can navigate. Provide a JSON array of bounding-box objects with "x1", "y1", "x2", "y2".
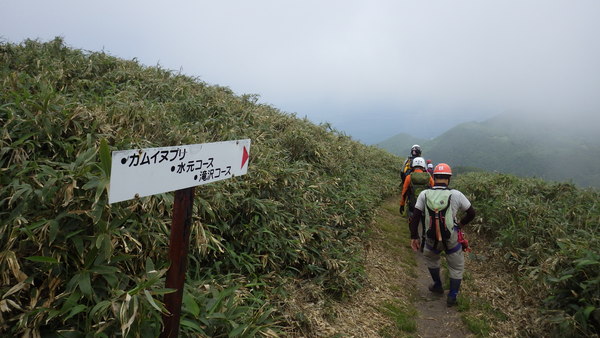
[{"x1": 425, "y1": 243, "x2": 462, "y2": 255}]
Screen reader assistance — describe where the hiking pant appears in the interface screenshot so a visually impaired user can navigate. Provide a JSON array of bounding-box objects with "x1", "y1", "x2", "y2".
[{"x1": 423, "y1": 228, "x2": 464, "y2": 279}]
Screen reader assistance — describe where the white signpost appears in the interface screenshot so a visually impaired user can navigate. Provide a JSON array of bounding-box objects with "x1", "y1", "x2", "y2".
[
  {"x1": 108, "y1": 139, "x2": 250, "y2": 338},
  {"x1": 109, "y1": 139, "x2": 250, "y2": 204}
]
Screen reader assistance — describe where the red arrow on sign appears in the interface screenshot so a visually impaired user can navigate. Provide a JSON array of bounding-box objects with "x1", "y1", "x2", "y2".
[{"x1": 241, "y1": 146, "x2": 249, "y2": 169}]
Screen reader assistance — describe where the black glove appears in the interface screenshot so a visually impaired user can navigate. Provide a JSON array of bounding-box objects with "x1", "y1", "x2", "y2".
[{"x1": 399, "y1": 205, "x2": 405, "y2": 215}]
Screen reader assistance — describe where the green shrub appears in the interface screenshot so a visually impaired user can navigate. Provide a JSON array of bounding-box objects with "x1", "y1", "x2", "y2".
[
  {"x1": 0, "y1": 38, "x2": 402, "y2": 335},
  {"x1": 454, "y1": 172, "x2": 600, "y2": 336}
]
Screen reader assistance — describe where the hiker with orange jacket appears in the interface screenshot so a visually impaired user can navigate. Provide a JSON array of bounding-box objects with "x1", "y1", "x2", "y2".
[
  {"x1": 399, "y1": 157, "x2": 434, "y2": 220},
  {"x1": 408, "y1": 163, "x2": 476, "y2": 307}
]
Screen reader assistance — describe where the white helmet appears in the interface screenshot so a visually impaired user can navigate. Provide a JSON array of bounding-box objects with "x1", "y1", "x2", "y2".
[
  {"x1": 410, "y1": 144, "x2": 422, "y2": 157},
  {"x1": 412, "y1": 157, "x2": 426, "y2": 168}
]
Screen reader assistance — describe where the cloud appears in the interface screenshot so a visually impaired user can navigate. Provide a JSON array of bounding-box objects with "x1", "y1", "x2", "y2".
[{"x1": 1, "y1": 0, "x2": 599, "y2": 143}]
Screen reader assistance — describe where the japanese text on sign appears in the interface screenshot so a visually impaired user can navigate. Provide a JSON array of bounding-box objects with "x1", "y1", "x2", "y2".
[{"x1": 109, "y1": 139, "x2": 250, "y2": 204}]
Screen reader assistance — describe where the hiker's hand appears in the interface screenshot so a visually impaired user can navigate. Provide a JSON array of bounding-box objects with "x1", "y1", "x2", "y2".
[
  {"x1": 399, "y1": 205, "x2": 405, "y2": 215},
  {"x1": 410, "y1": 239, "x2": 420, "y2": 252}
]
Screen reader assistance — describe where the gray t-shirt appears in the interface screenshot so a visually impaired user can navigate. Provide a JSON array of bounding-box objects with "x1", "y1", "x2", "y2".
[{"x1": 415, "y1": 187, "x2": 471, "y2": 224}]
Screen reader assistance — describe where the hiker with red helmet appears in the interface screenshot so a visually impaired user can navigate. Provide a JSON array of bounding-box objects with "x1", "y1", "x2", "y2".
[{"x1": 408, "y1": 163, "x2": 476, "y2": 306}]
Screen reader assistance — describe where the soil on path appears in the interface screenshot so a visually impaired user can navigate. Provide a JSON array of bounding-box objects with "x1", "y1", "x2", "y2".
[
  {"x1": 287, "y1": 198, "x2": 473, "y2": 337},
  {"x1": 413, "y1": 252, "x2": 470, "y2": 338}
]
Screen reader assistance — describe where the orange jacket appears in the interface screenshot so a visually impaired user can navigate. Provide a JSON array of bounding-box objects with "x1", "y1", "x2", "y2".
[{"x1": 400, "y1": 169, "x2": 434, "y2": 207}]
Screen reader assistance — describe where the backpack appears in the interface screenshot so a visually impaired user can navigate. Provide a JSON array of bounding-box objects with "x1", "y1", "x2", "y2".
[
  {"x1": 408, "y1": 171, "x2": 430, "y2": 209},
  {"x1": 424, "y1": 189, "x2": 454, "y2": 250},
  {"x1": 400, "y1": 157, "x2": 413, "y2": 182}
]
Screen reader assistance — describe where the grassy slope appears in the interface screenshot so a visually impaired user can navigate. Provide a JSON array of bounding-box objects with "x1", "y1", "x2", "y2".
[
  {"x1": 0, "y1": 38, "x2": 402, "y2": 336},
  {"x1": 454, "y1": 172, "x2": 600, "y2": 336}
]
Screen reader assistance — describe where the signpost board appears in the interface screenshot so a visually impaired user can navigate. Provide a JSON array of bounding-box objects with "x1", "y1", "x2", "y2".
[
  {"x1": 109, "y1": 139, "x2": 250, "y2": 204},
  {"x1": 108, "y1": 139, "x2": 250, "y2": 337}
]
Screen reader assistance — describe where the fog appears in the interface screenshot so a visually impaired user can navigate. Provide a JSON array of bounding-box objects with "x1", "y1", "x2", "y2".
[{"x1": 2, "y1": 0, "x2": 599, "y2": 143}]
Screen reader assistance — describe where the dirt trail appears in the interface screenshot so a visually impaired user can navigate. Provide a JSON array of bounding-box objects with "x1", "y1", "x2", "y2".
[
  {"x1": 292, "y1": 198, "x2": 473, "y2": 337},
  {"x1": 413, "y1": 252, "x2": 470, "y2": 337}
]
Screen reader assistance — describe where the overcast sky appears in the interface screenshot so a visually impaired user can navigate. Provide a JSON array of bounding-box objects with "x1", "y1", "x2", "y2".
[{"x1": 2, "y1": 1, "x2": 599, "y2": 144}]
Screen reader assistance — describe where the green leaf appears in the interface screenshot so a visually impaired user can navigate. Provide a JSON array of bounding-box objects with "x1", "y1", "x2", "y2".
[
  {"x1": 71, "y1": 235, "x2": 85, "y2": 258},
  {"x1": 575, "y1": 259, "x2": 599, "y2": 268},
  {"x1": 207, "y1": 312, "x2": 227, "y2": 319},
  {"x1": 183, "y1": 292, "x2": 200, "y2": 316},
  {"x1": 89, "y1": 300, "x2": 111, "y2": 318},
  {"x1": 48, "y1": 220, "x2": 60, "y2": 244},
  {"x1": 143, "y1": 289, "x2": 165, "y2": 313},
  {"x1": 548, "y1": 274, "x2": 573, "y2": 283},
  {"x1": 25, "y1": 256, "x2": 59, "y2": 264},
  {"x1": 82, "y1": 178, "x2": 99, "y2": 190},
  {"x1": 66, "y1": 229, "x2": 85, "y2": 240},
  {"x1": 229, "y1": 323, "x2": 248, "y2": 337},
  {"x1": 145, "y1": 257, "x2": 155, "y2": 274},
  {"x1": 180, "y1": 319, "x2": 205, "y2": 333},
  {"x1": 47, "y1": 309, "x2": 62, "y2": 322},
  {"x1": 99, "y1": 138, "x2": 112, "y2": 177},
  {"x1": 151, "y1": 288, "x2": 176, "y2": 295},
  {"x1": 12, "y1": 132, "x2": 37, "y2": 146},
  {"x1": 110, "y1": 254, "x2": 135, "y2": 263},
  {"x1": 96, "y1": 233, "x2": 108, "y2": 249},
  {"x1": 94, "y1": 177, "x2": 109, "y2": 206},
  {"x1": 64, "y1": 304, "x2": 87, "y2": 321},
  {"x1": 89, "y1": 265, "x2": 118, "y2": 275},
  {"x1": 78, "y1": 272, "x2": 92, "y2": 296},
  {"x1": 583, "y1": 306, "x2": 596, "y2": 319},
  {"x1": 102, "y1": 273, "x2": 118, "y2": 287}
]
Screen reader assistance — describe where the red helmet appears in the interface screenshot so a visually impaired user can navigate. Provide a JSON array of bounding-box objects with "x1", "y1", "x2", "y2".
[
  {"x1": 426, "y1": 159, "x2": 432, "y2": 164},
  {"x1": 433, "y1": 163, "x2": 452, "y2": 176}
]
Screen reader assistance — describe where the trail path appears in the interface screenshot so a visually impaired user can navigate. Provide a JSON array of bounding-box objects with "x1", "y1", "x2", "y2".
[
  {"x1": 298, "y1": 197, "x2": 473, "y2": 337},
  {"x1": 413, "y1": 252, "x2": 470, "y2": 337}
]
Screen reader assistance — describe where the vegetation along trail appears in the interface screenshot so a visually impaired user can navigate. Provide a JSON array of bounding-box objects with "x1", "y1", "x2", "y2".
[
  {"x1": 2, "y1": 39, "x2": 598, "y2": 337},
  {"x1": 301, "y1": 197, "x2": 471, "y2": 337},
  {"x1": 305, "y1": 182, "x2": 600, "y2": 337}
]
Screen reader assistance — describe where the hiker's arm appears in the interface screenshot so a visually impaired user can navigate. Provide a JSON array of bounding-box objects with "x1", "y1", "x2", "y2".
[
  {"x1": 458, "y1": 206, "x2": 475, "y2": 227},
  {"x1": 400, "y1": 177, "x2": 411, "y2": 206},
  {"x1": 409, "y1": 208, "x2": 422, "y2": 239}
]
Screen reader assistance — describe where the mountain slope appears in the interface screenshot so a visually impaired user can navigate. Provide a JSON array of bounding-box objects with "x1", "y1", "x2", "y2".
[
  {"x1": 374, "y1": 133, "x2": 428, "y2": 158},
  {"x1": 376, "y1": 114, "x2": 600, "y2": 188}
]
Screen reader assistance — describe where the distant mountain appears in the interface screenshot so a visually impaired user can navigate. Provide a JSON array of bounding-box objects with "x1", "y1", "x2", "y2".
[
  {"x1": 376, "y1": 114, "x2": 600, "y2": 188},
  {"x1": 374, "y1": 133, "x2": 428, "y2": 157}
]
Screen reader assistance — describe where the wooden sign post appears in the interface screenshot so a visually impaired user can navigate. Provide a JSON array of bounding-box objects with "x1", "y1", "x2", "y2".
[
  {"x1": 160, "y1": 187, "x2": 194, "y2": 337},
  {"x1": 109, "y1": 139, "x2": 251, "y2": 337}
]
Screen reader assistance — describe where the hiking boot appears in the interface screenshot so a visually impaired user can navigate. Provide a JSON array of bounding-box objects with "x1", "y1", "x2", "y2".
[
  {"x1": 428, "y1": 283, "x2": 444, "y2": 294},
  {"x1": 447, "y1": 278, "x2": 462, "y2": 307},
  {"x1": 427, "y1": 268, "x2": 443, "y2": 294}
]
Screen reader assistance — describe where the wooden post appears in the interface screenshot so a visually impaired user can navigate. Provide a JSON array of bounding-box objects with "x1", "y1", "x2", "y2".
[{"x1": 161, "y1": 187, "x2": 195, "y2": 338}]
